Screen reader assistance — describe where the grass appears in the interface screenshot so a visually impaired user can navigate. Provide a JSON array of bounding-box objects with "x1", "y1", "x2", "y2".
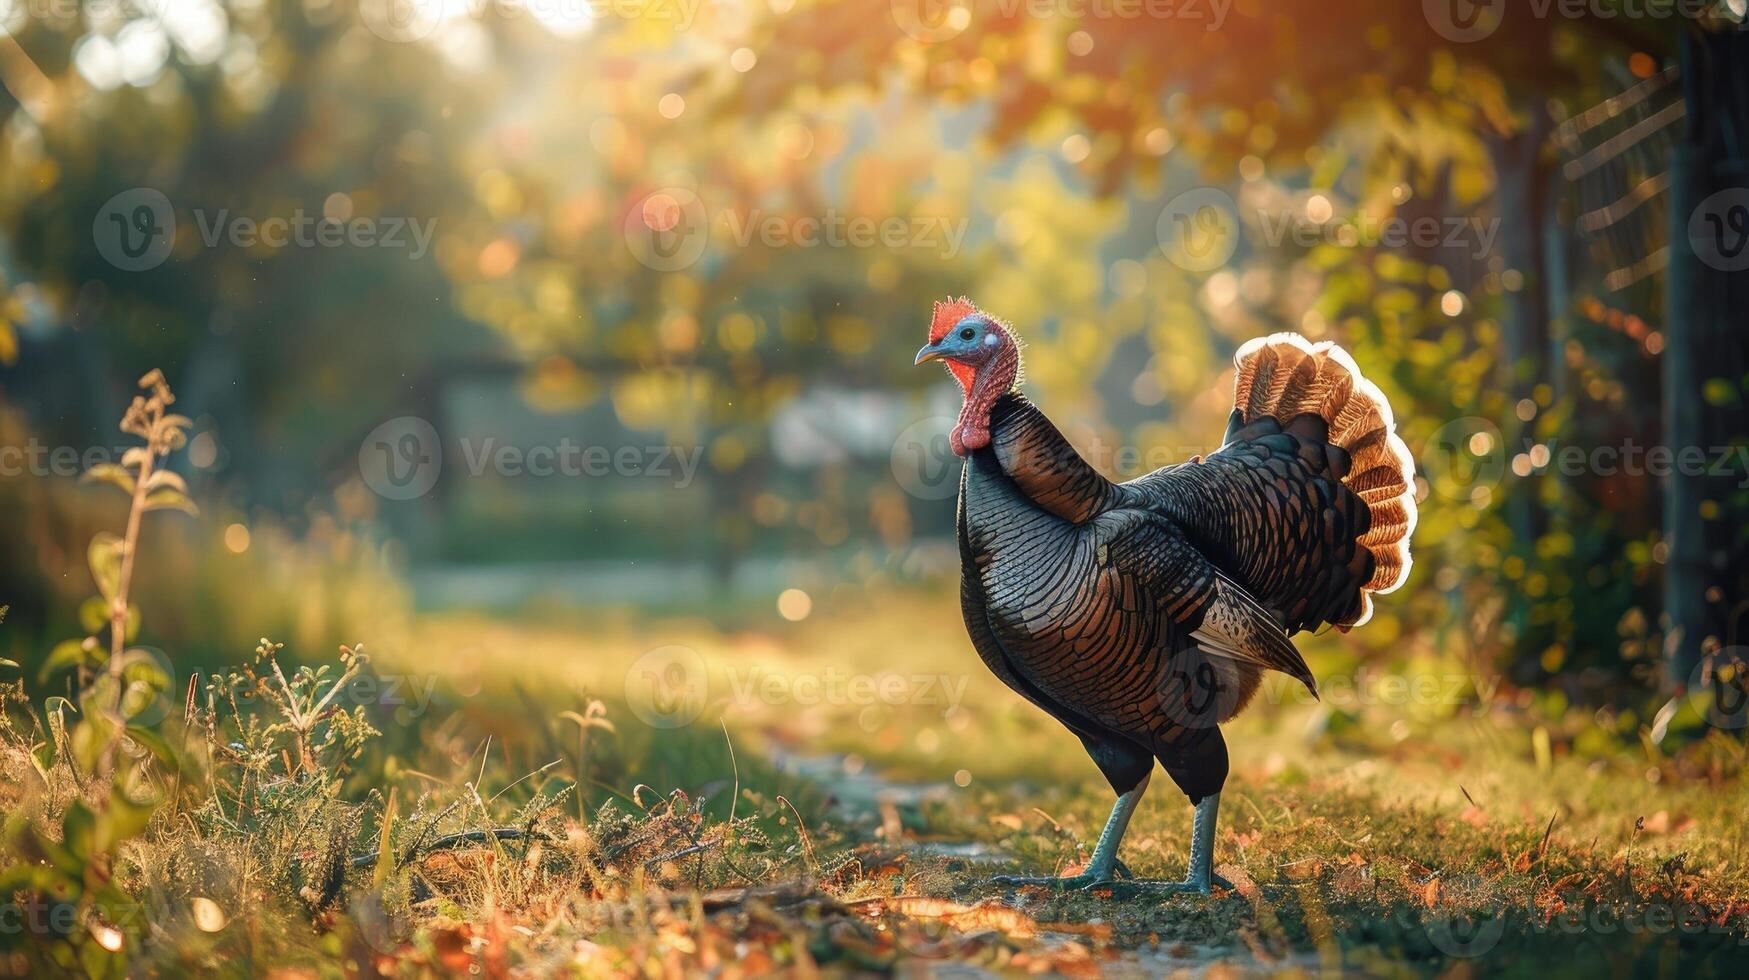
[
  {"x1": 330, "y1": 593, "x2": 1748, "y2": 975},
  {"x1": 3, "y1": 374, "x2": 1746, "y2": 976},
  {"x1": 4, "y1": 588, "x2": 1749, "y2": 976}
]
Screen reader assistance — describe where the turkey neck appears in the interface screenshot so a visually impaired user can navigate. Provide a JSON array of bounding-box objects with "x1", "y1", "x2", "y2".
[
  {"x1": 976, "y1": 394, "x2": 1117, "y2": 525},
  {"x1": 952, "y1": 341, "x2": 1020, "y2": 454}
]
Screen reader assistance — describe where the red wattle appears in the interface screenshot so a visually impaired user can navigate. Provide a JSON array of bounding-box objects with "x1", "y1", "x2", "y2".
[{"x1": 951, "y1": 341, "x2": 1018, "y2": 457}]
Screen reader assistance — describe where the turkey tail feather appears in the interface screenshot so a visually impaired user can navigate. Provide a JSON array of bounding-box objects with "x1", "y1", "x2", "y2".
[{"x1": 1230, "y1": 333, "x2": 1417, "y2": 629}]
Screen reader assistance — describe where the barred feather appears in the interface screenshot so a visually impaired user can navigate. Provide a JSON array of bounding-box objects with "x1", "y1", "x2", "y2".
[{"x1": 1230, "y1": 333, "x2": 1418, "y2": 625}]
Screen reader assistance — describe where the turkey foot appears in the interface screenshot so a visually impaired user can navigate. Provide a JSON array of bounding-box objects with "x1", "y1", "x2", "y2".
[
  {"x1": 1092, "y1": 870, "x2": 1235, "y2": 896},
  {"x1": 983, "y1": 777, "x2": 1148, "y2": 891},
  {"x1": 988, "y1": 792, "x2": 1232, "y2": 898}
]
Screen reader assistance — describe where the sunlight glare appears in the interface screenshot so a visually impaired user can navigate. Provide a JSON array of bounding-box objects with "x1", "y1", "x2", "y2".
[
  {"x1": 73, "y1": 34, "x2": 125, "y2": 91},
  {"x1": 521, "y1": 0, "x2": 595, "y2": 38}
]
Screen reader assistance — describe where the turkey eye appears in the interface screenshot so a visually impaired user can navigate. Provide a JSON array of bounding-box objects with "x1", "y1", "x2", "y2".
[{"x1": 959, "y1": 327, "x2": 976, "y2": 341}]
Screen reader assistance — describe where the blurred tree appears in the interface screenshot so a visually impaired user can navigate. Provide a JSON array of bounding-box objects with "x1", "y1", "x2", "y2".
[
  {"x1": 723, "y1": 0, "x2": 1732, "y2": 695},
  {"x1": 1663, "y1": 23, "x2": 1749, "y2": 685}
]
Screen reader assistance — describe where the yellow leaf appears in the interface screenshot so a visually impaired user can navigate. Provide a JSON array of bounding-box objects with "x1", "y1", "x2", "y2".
[
  {"x1": 82, "y1": 463, "x2": 136, "y2": 495},
  {"x1": 89, "y1": 533, "x2": 124, "y2": 601},
  {"x1": 142, "y1": 488, "x2": 198, "y2": 516},
  {"x1": 144, "y1": 470, "x2": 187, "y2": 493}
]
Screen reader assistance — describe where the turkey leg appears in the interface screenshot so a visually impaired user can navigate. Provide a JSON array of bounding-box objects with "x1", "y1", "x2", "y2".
[
  {"x1": 987, "y1": 773, "x2": 1149, "y2": 889},
  {"x1": 987, "y1": 785, "x2": 1234, "y2": 895}
]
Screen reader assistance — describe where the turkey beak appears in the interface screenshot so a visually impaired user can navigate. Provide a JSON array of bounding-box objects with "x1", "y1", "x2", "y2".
[{"x1": 914, "y1": 342, "x2": 944, "y2": 365}]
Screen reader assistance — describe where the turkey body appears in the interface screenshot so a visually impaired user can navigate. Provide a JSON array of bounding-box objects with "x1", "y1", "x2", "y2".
[
  {"x1": 957, "y1": 386, "x2": 1401, "y2": 804},
  {"x1": 924, "y1": 323, "x2": 1417, "y2": 891}
]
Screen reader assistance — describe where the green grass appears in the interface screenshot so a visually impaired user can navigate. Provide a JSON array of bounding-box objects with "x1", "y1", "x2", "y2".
[{"x1": 5, "y1": 587, "x2": 1747, "y2": 977}]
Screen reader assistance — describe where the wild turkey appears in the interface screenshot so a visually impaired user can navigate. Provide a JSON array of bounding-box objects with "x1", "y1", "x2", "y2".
[{"x1": 914, "y1": 297, "x2": 1416, "y2": 893}]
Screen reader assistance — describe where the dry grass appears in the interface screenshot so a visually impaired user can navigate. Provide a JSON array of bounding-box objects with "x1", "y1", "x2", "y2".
[
  {"x1": 2, "y1": 379, "x2": 1745, "y2": 976},
  {"x1": 3, "y1": 591, "x2": 1748, "y2": 976}
]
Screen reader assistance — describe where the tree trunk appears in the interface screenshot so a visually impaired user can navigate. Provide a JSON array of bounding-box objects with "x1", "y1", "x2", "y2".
[{"x1": 1663, "y1": 26, "x2": 1749, "y2": 689}]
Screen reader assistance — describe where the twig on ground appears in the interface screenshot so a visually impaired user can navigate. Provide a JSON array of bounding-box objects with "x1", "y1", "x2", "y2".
[{"x1": 350, "y1": 828, "x2": 556, "y2": 869}]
